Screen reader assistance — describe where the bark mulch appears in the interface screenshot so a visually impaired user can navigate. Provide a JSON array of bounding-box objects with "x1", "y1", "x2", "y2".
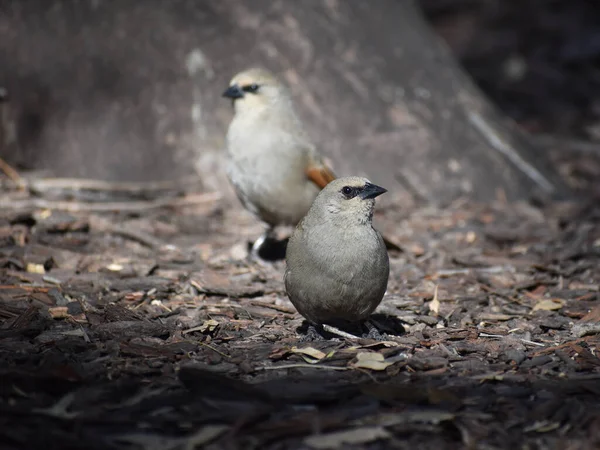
[{"x1": 0, "y1": 176, "x2": 599, "y2": 450}]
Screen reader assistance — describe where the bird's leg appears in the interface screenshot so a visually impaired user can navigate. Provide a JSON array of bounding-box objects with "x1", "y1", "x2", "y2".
[{"x1": 363, "y1": 320, "x2": 385, "y2": 341}]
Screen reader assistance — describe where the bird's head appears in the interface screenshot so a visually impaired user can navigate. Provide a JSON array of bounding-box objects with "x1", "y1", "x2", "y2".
[
  {"x1": 222, "y1": 68, "x2": 289, "y2": 115},
  {"x1": 311, "y1": 177, "x2": 387, "y2": 226}
]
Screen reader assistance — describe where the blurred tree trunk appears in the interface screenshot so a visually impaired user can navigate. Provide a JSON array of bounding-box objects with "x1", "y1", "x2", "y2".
[{"x1": 0, "y1": 0, "x2": 569, "y2": 203}]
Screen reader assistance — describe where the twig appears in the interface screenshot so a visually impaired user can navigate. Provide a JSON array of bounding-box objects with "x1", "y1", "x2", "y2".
[
  {"x1": 67, "y1": 317, "x2": 91, "y2": 343},
  {"x1": 0, "y1": 191, "x2": 221, "y2": 212},
  {"x1": 529, "y1": 336, "x2": 596, "y2": 356},
  {"x1": 519, "y1": 338, "x2": 546, "y2": 347},
  {"x1": 435, "y1": 266, "x2": 513, "y2": 278},
  {"x1": 0, "y1": 156, "x2": 22, "y2": 184},
  {"x1": 479, "y1": 333, "x2": 505, "y2": 338},
  {"x1": 480, "y1": 332, "x2": 545, "y2": 347},
  {"x1": 260, "y1": 363, "x2": 348, "y2": 371},
  {"x1": 248, "y1": 300, "x2": 296, "y2": 314},
  {"x1": 323, "y1": 324, "x2": 361, "y2": 340},
  {"x1": 26, "y1": 176, "x2": 200, "y2": 194},
  {"x1": 32, "y1": 392, "x2": 79, "y2": 419},
  {"x1": 480, "y1": 284, "x2": 527, "y2": 306},
  {"x1": 10, "y1": 306, "x2": 39, "y2": 329},
  {"x1": 93, "y1": 221, "x2": 167, "y2": 250},
  {"x1": 468, "y1": 110, "x2": 555, "y2": 194},
  {"x1": 0, "y1": 285, "x2": 50, "y2": 292},
  {"x1": 199, "y1": 342, "x2": 231, "y2": 358}
]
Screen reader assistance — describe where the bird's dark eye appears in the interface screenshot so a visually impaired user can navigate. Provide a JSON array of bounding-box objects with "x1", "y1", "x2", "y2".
[
  {"x1": 242, "y1": 83, "x2": 260, "y2": 93},
  {"x1": 341, "y1": 186, "x2": 355, "y2": 198}
]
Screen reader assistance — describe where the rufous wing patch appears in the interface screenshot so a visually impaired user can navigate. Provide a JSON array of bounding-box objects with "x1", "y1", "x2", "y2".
[{"x1": 306, "y1": 164, "x2": 336, "y2": 189}]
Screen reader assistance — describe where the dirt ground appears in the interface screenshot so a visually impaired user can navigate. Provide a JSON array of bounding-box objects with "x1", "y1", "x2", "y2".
[{"x1": 1, "y1": 2, "x2": 600, "y2": 449}]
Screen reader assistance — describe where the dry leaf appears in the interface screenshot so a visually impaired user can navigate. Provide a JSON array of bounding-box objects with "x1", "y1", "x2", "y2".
[
  {"x1": 351, "y1": 352, "x2": 394, "y2": 370},
  {"x1": 48, "y1": 306, "x2": 70, "y2": 319},
  {"x1": 478, "y1": 313, "x2": 515, "y2": 321},
  {"x1": 291, "y1": 346, "x2": 327, "y2": 363},
  {"x1": 428, "y1": 284, "x2": 440, "y2": 316},
  {"x1": 349, "y1": 341, "x2": 400, "y2": 351},
  {"x1": 473, "y1": 372, "x2": 505, "y2": 382},
  {"x1": 26, "y1": 263, "x2": 45, "y2": 274},
  {"x1": 39, "y1": 209, "x2": 52, "y2": 219},
  {"x1": 529, "y1": 285, "x2": 548, "y2": 298},
  {"x1": 532, "y1": 299, "x2": 564, "y2": 312},
  {"x1": 304, "y1": 426, "x2": 390, "y2": 449},
  {"x1": 199, "y1": 319, "x2": 219, "y2": 333}
]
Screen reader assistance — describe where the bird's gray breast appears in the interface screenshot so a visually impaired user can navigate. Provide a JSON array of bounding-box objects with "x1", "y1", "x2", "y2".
[
  {"x1": 306, "y1": 223, "x2": 387, "y2": 281},
  {"x1": 285, "y1": 221, "x2": 389, "y2": 323}
]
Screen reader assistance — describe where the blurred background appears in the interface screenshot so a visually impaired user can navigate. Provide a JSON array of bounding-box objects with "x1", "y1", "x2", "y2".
[
  {"x1": 424, "y1": 0, "x2": 600, "y2": 194},
  {"x1": 1, "y1": 0, "x2": 599, "y2": 202},
  {"x1": 426, "y1": 0, "x2": 600, "y2": 138}
]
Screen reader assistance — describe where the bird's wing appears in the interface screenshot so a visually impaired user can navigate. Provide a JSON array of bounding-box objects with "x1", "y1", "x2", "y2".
[{"x1": 305, "y1": 148, "x2": 336, "y2": 189}]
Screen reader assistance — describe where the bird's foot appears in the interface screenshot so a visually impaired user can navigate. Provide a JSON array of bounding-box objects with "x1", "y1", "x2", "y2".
[
  {"x1": 300, "y1": 324, "x2": 327, "y2": 342},
  {"x1": 362, "y1": 320, "x2": 386, "y2": 341}
]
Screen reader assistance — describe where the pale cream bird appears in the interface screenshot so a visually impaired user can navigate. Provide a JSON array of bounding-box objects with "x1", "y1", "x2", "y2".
[{"x1": 222, "y1": 68, "x2": 336, "y2": 258}]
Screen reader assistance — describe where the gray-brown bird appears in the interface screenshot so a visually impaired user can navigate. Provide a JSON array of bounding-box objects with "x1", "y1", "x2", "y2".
[
  {"x1": 222, "y1": 68, "x2": 336, "y2": 258},
  {"x1": 284, "y1": 177, "x2": 390, "y2": 337}
]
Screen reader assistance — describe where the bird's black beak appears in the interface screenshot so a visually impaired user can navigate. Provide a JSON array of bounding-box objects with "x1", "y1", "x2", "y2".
[
  {"x1": 360, "y1": 182, "x2": 387, "y2": 200},
  {"x1": 222, "y1": 84, "x2": 245, "y2": 100}
]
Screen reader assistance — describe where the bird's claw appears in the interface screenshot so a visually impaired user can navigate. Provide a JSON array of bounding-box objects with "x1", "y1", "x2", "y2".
[{"x1": 363, "y1": 320, "x2": 385, "y2": 341}]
